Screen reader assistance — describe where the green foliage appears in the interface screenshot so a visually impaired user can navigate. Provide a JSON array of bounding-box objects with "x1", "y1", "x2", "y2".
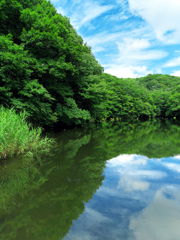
[
  {"x1": 137, "y1": 74, "x2": 180, "y2": 118},
  {"x1": 0, "y1": 106, "x2": 54, "y2": 159},
  {"x1": 100, "y1": 73, "x2": 155, "y2": 119},
  {"x1": 0, "y1": 0, "x2": 104, "y2": 127},
  {"x1": 100, "y1": 73, "x2": 180, "y2": 120},
  {"x1": 137, "y1": 74, "x2": 180, "y2": 91},
  {"x1": 56, "y1": 98, "x2": 91, "y2": 125}
]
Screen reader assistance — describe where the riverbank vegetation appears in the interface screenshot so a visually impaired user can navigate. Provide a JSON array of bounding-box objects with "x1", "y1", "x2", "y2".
[
  {"x1": 1, "y1": 0, "x2": 180, "y2": 132},
  {"x1": 0, "y1": 106, "x2": 54, "y2": 159}
]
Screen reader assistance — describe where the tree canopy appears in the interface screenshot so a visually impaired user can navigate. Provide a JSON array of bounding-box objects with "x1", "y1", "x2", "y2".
[
  {"x1": 0, "y1": 0, "x2": 104, "y2": 127},
  {"x1": 99, "y1": 73, "x2": 180, "y2": 120}
]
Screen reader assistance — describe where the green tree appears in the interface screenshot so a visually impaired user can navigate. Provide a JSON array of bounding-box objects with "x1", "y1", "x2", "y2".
[
  {"x1": 166, "y1": 85, "x2": 180, "y2": 117},
  {"x1": 0, "y1": 0, "x2": 104, "y2": 127}
]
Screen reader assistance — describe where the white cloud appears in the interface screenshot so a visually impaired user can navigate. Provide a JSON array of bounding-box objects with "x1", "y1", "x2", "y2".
[
  {"x1": 116, "y1": 38, "x2": 168, "y2": 64},
  {"x1": 174, "y1": 155, "x2": 180, "y2": 160},
  {"x1": 129, "y1": 50, "x2": 168, "y2": 61},
  {"x1": 109, "y1": 14, "x2": 129, "y2": 21},
  {"x1": 104, "y1": 65, "x2": 153, "y2": 78},
  {"x1": 171, "y1": 71, "x2": 180, "y2": 77},
  {"x1": 128, "y1": 0, "x2": 180, "y2": 44},
  {"x1": 105, "y1": 66, "x2": 136, "y2": 78},
  {"x1": 84, "y1": 29, "x2": 166, "y2": 75},
  {"x1": 91, "y1": 46, "x2": 105, "y2": 53},
  {"x1": 129, "y1": 186, "x2": 180, "y2": 240},
  {"x1": 84, "y1": 25, "x2": 152, "y2": 51},
  {"x1": 81, "y1": 4, "x2": 113, "y2": 25},
  {"x1": 155, "y1": 68, "x2": 162, "y2": 74},
  {"x1": 132, "y1": 65, "x2": 150, "y2": 74},
  {"x1": 56, "y1": 7, "x2": 66, "y2": 16},
  {"x1": 84, "y1": 31, "x2": 123, "y2": 48},
  {"x1": 103, "y1": 37, "x2": 167, "y2": 78},
  {"x1": 164, "y1": 57, "x2": 180, "y2": 67},
  {"x1": 118, "y1": 175, "x2": 150, "y2": 192},
  {"x1": 70, "y1": 2, "x2": 114, "y2": 30},
  {"x1": 51, "y1": 0, "x2": 67, "y2": 4},
  {"x1": 117, "y1": 38, "x2": 150, "y2": 52}
]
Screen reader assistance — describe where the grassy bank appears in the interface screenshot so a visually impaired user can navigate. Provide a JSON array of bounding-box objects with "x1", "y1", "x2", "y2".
[{"x1": 0, "y1": 106, "x2": 54, "y2": 159}]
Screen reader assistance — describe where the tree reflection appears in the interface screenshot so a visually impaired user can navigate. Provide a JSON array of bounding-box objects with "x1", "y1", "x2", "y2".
[
  {"x1": 97, "y1": 119, "x2": 180, "y2": 159},
  {"x1": 1, "y1": 119, "x2": 180, "y2": 239},
  {"x1": 0, "y1": 130, "x2": 105, "y2": 240}
]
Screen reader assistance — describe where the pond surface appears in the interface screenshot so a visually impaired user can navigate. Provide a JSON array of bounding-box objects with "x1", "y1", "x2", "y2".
[{"x1": 1, "y1": 120, "x2": 180, "y2": 240}]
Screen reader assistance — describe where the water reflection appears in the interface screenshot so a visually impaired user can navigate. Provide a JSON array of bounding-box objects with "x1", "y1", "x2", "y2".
[
  {"x1": 117, "y1": 175, "x2": 150, "y2": 192},
  {"x1": 108, "y1": 154, "x2": 148, "y2": 166},
  {"x1": 0, "y1": 129, "x2": 106, "y2": 240},
  {"x1": 1, "y1": 120, "x2": 180, "y2": 239},
  {"x1": 65, "y1": 151, "x2": 180, "y2": 240},
  {"x1": 64, "y1": 120, "x2": 180, "y2": 239},
  {"x1": 162, "y1": 162, "x2": 180, "y2": 173},
  {"x1": 130, "y1": 186, "x2": 180, "y2": 240}
]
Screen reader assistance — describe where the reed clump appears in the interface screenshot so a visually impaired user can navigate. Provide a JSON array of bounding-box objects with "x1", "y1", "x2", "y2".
[{"x1": 0, "y1": 106, "x2": 54, "y2": 159}]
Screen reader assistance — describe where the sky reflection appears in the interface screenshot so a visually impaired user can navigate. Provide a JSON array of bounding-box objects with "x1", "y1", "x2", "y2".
[
  {"x1": 117, "y1": 175, "x2": 150, "y2": 192},
  {"x1": 129, "y1": 186, "x2": 180, "y2": 240},
  {"x1": 107, "y1": 154, "x2": 148, "y2": 166},
  {"x1": 64, "y1": 154, "x2": 180, "y2": 240},
  {"x1": 162, "y1": 162, "x2": 180, "y2": 173}
]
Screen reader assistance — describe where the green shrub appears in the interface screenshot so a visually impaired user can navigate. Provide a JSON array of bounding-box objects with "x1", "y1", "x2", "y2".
[{"x1": 0, "y1": 106, "x2": 54, "y2": 159}]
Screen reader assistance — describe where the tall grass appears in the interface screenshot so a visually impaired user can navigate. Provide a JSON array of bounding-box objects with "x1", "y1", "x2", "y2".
[{"x1": 0, "y1": 106, "x2": 54, "y2": 159}]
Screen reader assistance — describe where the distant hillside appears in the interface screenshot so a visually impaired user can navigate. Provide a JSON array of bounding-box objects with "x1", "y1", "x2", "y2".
[
  {"x1": 99, "y1": 73, "x2": 180, "y2": 120},
  {"x1": 137, "y1": 74, "x2": 180, "y2": 91}
]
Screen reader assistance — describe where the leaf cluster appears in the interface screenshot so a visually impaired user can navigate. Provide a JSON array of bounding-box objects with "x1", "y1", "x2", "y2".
[{"x1": 0, "y1": 0, "x2": 104, "y2": 127}]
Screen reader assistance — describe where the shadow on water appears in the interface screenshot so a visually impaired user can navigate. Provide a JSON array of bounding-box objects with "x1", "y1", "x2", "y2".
[{"x1": 0, "y1": 119, "x2": 180, "y2": 239}]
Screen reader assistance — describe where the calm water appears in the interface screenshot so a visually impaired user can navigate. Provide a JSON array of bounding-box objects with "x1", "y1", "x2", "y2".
[{"x1": 1, "y1": 120, "x2": 180, "y2": 240}]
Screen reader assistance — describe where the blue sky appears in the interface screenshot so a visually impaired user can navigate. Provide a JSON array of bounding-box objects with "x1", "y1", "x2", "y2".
[{"x1": 51, "y1": 0, "x2": 180, "y2": 78}]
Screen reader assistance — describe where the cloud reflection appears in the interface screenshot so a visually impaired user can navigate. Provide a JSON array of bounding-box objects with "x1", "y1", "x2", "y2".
[
  {"x1": 129, "y1": 186, "x2": 180, "y2": 240},
  {"x1": 118, "y1": 175, "x2": 150, "y2": 192},
  {"x1": 64, "y1": 207, "x2": 113, "y2": 240},
  {"x1": 65, "y1": 230, "x2": 99, "y2": 240},
  {"x1": 162, "y1": 163, "x2": 180, "y2": 173},
  {"x1": 174, "y1": 155, "x2": 180, "y2": 160},
  {"x1": 124, "y1": 170, "x2": 167, "y2": 179},
  {"x1": 107, "y1": 154, "x2": 147, "y2": 166},
  {"x1": 85, "y1": 207, "x2": 112, "y2": 224}
]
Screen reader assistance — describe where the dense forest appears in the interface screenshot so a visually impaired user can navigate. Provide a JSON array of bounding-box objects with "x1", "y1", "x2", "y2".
[
  {"x1": 100, "y1": 73, "x2": 180, "y2": 120},
  {"x1": 1, "y1": 0, "x2": 180, "y2": 129}
]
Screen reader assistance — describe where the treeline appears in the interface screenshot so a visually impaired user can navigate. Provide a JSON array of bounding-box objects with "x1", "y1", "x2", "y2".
[
  {"x1": 1, "y1": 0, "x2": 180, "y2": 128},
  {"x1": 99, "y1": 73, "x2": 180, "y2": 120}
]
